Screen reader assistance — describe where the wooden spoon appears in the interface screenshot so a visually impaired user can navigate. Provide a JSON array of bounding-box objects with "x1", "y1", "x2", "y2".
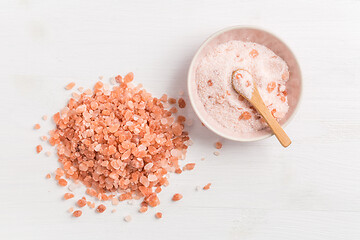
[{"x1": 232, "y1": 69, "x2": 291, "y2": 147}]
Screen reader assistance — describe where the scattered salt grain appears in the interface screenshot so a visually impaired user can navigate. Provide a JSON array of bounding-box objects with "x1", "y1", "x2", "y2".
[
  {"x1": 213, "y1": 151, "x2": 220, "y2": 156},
  {"x1": 98, "y1": 75, "x2": 104, "y2": 80},
  {"x1": 215, "y1": 141, "x2": 222, "y2": 149},
  {"x1": 65, "y1": 82, "x2": 75, "y2": 90},
  {"x1": 68, "y1": 182, "x2": 81, "y2": 192},
  {"x1": 34, "y1": 124, "x2": 41, "y2": 130},
  {"x1": 172, "y1": 193, "x2": 183, "y2": 201},
  {"x1": 178, "y1": 98, "x2": 186, "y2": 108},
  {"x1": 183, "y1": 163, "x2": 195, "y2": 171},
  {"x1": 178, "y1": 90, "x2": 184, "y2": 96},
  {"x1": 96, "y1": 204, "x2": 106, "y2": 213},
  {"x1": 111, "y1": 198, "x2": 119, "y2": 206},
  {"x1": 155, "y1": 212, "x2": 163, "y2": 219},
  {"x1": 168, "y1": 98, "x2": 177, "y2": 104},
  {"x1": 203, "y1": 183, "x2": 211, "y2": 190},
  {"x1": 124, "y1": 215, "x2": 132, "y2": 222},
  {"x1": 195, "y1": 186, "x2": 201, "y2": 191},
  {"x1": 40, "y1": 136, "x2": 48, "y2": 141},
  {"x1": 42, "y1": 115, "x2": 48, "y2": 121},
  {"x1": 64, "y1": 193, "x2": 74, "y2": 200},
  {"x1": 111, "y1": 209, "x2": 116, "y2": 213},
  {"x1": 201, "y1": 157, "x2": 205, "y2": 161},
  {"x1": 36, "y1": 145, "x2": 43, "y2": 153},
  {"x1": 77, "y1": 198, "x2": 86, "y2": 207},
  {"x1": 139, "y1": 205, "x2": 148, "y2": 213},
  {"x1": 45, "y1": 151, "x2": 51, "y2": 157},
  {"x1": 72, "y1": 210, "x2": 82, "y2": 217}
]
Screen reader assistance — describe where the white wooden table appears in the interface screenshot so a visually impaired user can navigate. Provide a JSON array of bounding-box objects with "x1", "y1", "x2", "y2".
[{"x1": 1, "y1": 0, "x2": 360, "y2": 239}]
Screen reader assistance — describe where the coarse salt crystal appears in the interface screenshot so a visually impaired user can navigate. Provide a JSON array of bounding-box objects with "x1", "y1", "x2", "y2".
[
  {"x1": 124, "y1": 215, "x2": 132, "y2": 222},
  {"x1": 148, "y1": 174, "x2": 158, "y2": 182}
]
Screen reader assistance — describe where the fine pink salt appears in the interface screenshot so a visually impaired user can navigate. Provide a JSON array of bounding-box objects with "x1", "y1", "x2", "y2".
[{"x1": 196, "y1": 41, "x2": 289, "y2": 133}]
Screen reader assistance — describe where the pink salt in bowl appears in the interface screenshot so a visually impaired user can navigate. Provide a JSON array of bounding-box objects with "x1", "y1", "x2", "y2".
[{"x1": 187, "y1": 26, "x2": 302, "y2": 142}]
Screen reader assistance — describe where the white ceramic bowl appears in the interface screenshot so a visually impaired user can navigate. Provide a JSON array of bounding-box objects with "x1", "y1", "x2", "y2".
[{"x1": 187, "y1": 26, "x2": 302, "y2": 141}]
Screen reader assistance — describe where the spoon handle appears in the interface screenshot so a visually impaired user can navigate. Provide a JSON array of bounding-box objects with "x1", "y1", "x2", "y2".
[{"x1": 251, "y1": 88, "x2": 292, "y2": 147}]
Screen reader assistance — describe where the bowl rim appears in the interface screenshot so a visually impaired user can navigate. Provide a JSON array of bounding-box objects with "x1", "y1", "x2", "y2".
[{"x1": 187, "y1": 25, "x2": 303, "y2": 142}]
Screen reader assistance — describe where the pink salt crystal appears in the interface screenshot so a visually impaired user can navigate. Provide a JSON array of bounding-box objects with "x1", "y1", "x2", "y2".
[
  {"x1": 79, "y1": 163, "x2": 88, "y2": 171},
  {"x1": 42, "y1": 115, "x2": 48, "y2": 121},
  {"x1": 124, "y1": 215, "x2": 132, "y2": 222},
  {"x1": 65, "y1": 82, "x2": 75, "y2": 90},
  {"x1": 45, "y1": 151, "x2": 51, "y2": 157},
  {"x1": 215, "y1": 141, "x2": 222, "y2": 149},
  {"x1": 160, "y1": 94, "x2": 168, "y2": 102},
  {"x1": 140, "y1": 176, "x2": 150, "y2": 187},
  {"x1": 40, "y1": 136, "x2": 48, "y2": 141},
  {"x1": 111, "y1": 209, "x2": 116, "y2": 213},
  {"x1": 144, "y1": 163, "x2": 153, "y2": 171},
  {"x1": 178, "y1": 98, "x2": 186, "y2": 108},
  {"x1": 99, "y1": 75, "x2": 104, "y2": 80},
  {"x1": 76, "y1": 105, "x2": 86, "y2": 113},
  {"x1": 84, "y1": 89, "x2": 92, "y2": 95},
  {"x1": 111, "y1": 198, "x2": 119, "y2": 206},
  {"x1": 183, "y1": 163, "x2": 195, "y2": 171},
  {"x1": 147, "y1": 174, "x2": 158, "y2": 182},
  {"x1": 160, "y1": 118, "x2": 167, "y2": 125},
  {"x1": 94, "y1": 144, "x2": 101, "y2": 152},
  {"x1": 72, "y1": 92, "x2": 80, "y2": 100},
  {"x1": 213, "y1": 151, "x2": 220, "y2": 156}
]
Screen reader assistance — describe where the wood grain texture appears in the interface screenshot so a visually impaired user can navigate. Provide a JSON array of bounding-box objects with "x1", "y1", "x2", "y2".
[{"x1": 0, "y1": 0, "x2": 360, "y2": 239}]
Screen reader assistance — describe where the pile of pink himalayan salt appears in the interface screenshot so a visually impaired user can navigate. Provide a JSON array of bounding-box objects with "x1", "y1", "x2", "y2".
[{"x1": 48, "y1": 73, "x2": 190, "y2": 208}]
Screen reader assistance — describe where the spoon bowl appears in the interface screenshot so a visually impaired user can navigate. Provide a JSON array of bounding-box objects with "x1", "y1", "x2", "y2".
[{"x1": 231, "y1": 69, "x2": 292, "y2": 147}]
